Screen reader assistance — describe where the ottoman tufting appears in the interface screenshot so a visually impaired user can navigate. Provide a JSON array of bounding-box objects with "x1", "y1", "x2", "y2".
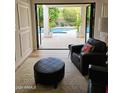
[{"x1": 34, "y1": 57, "x2": 65, "y2": 88}]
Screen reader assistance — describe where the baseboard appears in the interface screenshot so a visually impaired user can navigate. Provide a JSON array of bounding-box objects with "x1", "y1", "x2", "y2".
[{"x1": 15, "y1": 49, "x2": 33, "y2": 71}]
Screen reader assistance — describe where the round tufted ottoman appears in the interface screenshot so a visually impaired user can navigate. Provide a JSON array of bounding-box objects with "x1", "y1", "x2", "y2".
[{"x1": 34, "y1": 57, "x2": 65, "y2": 88}]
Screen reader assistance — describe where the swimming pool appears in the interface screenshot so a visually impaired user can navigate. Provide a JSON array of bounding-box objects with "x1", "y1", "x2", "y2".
[
  {"x1": 38, "y1": 27, "x2": 77, "y2": 33},
  {"x1": 38, "y1": 27, "x2": 90, "y2": 33}
]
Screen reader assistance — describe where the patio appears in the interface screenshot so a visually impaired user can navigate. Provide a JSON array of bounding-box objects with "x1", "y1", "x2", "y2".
[
  {"x1": 37, "y1": 5, "x2": 88, "y2": 49},
  {"x1": 38, "y1": 30, "x2": 85, "y2": 49}
]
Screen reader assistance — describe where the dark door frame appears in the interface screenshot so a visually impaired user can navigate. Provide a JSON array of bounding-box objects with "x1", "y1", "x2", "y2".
[
  {"x1": 35, "y1": 5, "x2": 39, "y2": 49},
  {"x1": 85, "y1": 3, "x2": 96, "y2": 42}
]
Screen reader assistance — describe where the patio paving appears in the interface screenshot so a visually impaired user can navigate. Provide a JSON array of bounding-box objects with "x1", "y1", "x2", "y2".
[{"x1": 39, "y1": 30, "x2": 85, "y2": 49}]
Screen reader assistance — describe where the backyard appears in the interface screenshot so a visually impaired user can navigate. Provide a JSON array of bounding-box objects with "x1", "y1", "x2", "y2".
[
  {"x1": 36, "y1": 5, "x2": 89, "y2": 49},
  {"x1": 37, "y1": 5, "x2": 81, "y2": 31}
]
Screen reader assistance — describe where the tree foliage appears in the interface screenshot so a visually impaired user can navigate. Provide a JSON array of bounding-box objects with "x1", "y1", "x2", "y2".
[
  {"x1": 63, "y1": 7, "x2": 80, "y2": 26},
  {"x1": 37, "y1": 6, "x2": 82, "y2": 28},
  {"x1": 37, "y1": 5, "x2": 43, "y2": 27},
  {"x1": 49, "y1": 7, "x2": 59, "y2": 28},
  {"x1": 37, "y1": 6, "x2": 59, "y2": 28},
  {"x1": 75, "y1": 15, "x2": 81, "y2": 32},
  {"x1": 86, "y1": 6, "x2": 91, "y2": 25}
]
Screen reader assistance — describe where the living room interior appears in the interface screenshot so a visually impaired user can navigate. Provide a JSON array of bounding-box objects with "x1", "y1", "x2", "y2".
[{"x1": 15, "y1": 0, "x2": 108, "y2": 93}]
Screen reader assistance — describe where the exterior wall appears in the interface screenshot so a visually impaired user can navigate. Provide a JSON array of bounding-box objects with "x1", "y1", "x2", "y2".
[
  {"x1": 80, "y1": 5, "x2": 87, "y2": 38},
  {"x1": 15, "y1": 0, "x2": 33, "y2": 70},
  {"x1": 43, "y1": 5, "x2": 50, "y2": 37}
]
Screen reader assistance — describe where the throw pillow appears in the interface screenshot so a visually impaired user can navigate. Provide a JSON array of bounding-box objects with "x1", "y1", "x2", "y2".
[{"x1": 81, "y1": 43, "x2": 93, "y2": 54}]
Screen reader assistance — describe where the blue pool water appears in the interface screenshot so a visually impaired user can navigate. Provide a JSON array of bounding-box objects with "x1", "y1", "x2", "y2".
[
  {"x1": 50, "y1": 28, "x2": 76, "y2": 33},
  {"x1": 38, "y1": 27, "x2": 90, "y2": 33},
  {"x1": 86, "y1": 26, "x2": 90, "y2": 33},
  {"x1": 38, "y1": 27, "x2": 77, "y2": 33}
]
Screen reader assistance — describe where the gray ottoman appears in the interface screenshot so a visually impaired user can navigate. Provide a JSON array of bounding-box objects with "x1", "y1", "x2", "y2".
[{"x1": 34, "y1": 57, "x2": 65, "y2": 88}]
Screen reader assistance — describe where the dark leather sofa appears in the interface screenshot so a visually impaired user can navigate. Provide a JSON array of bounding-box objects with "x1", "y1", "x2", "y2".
[
  {"x1": 69, "y1": 38, "x2": 107, "y2": 75},
  {"x1": 87, "y1": 65, "x2": 108, "y2": 93}
]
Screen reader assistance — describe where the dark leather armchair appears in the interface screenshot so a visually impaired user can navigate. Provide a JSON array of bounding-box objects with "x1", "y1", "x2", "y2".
[
  {"x1": 87, "y1": 65, "x2": 108, "y2": 93},
  {"x1": 69, "y1": 38, "x2": 107, "y2": 75}
]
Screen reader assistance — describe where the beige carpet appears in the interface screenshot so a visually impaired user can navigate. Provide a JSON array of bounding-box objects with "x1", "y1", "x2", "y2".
[{"x1": 15, "y1": 50, "x2": 88, "y2": 93}]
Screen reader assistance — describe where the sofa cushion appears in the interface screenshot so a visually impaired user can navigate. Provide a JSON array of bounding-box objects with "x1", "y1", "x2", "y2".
[
  {"x1": 82, "y1": 43, "x2": 94, "y2": 53},
  {"x1": 71, "y1": 52, "x2": 80, "y2": 68},
  {"x1": 87, "y1": 38, "x2": 107, "y2": 53}
]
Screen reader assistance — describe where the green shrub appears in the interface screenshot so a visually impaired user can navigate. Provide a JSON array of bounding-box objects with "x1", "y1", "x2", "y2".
[
  {"x1": 63, "y1": 9, "x2": 76, "y2": 24},
  {"x1": 63, "y1": 7, "x2": 80, "y2": 26},
  {"x1": 37, "y1": 5, "x2": 43, "y2": 27},
  {"x1": 60, "y1": 22, "x2": 64, "y2": 27},
  {"x1": 75, "y1": 15, "x2": 81, "y2": 32},
  {"x1": 49, "y1": 7, "x2": 59, "y2": 28}
]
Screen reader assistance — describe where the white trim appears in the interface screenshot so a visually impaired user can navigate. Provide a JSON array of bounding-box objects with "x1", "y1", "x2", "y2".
[
  {"x1": 18, "y1": 3, "x2": 30, "y2": 30},
  {"x1": 15, "y1": 49, "x2": 32, "y2": 70},
  {"x1": 17, "y1": 0, "x2": 30, "y2": 7},
  {"x1": 20, "y1": 30, "x2": 32, "y2": 56}
]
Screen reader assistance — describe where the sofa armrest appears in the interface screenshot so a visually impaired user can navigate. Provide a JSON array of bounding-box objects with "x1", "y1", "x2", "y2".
[
  {"x1": 89, "y1": 65, "x2": 108, "y2": 73},
  {"x1": 79, "y1": 52, "x2": 107, "y2": 75},
  {"x1": 69, "y1": 44, "x2": 84, "y2": 53},
  {"x1": 89, "y1": 65, "x2": 108, "y2": 84},
  {"x1": 87, "y1": 62, "x2": 108, "y2": 93}
]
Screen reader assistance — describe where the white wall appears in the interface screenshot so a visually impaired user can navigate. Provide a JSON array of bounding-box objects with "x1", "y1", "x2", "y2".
[
  {"x1": 31, "y1": 0, "x2": 108, "y2": 49},
  {"x1": 99, "y1": 1, "x2": 108, "y2": 44},
  {"x1": 15, "y1": 0, "x2": 33, "y2": 70}
]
